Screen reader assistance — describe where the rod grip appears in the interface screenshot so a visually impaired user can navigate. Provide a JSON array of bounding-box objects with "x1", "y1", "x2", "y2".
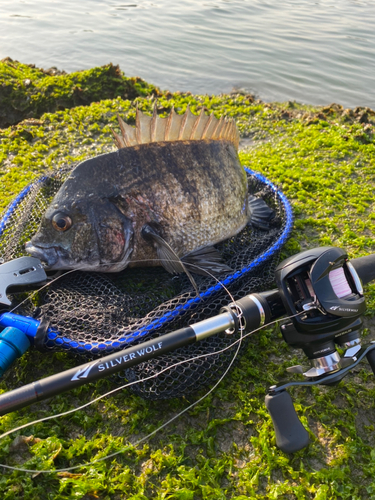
[{"x1": 265, "y1": 390, "x2": 309, "y2": 453}]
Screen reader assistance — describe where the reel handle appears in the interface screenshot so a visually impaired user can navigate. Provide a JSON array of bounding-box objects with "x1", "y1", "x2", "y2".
[{"x1": 265, "y1": 390, "x2": 309, "y2": 453}]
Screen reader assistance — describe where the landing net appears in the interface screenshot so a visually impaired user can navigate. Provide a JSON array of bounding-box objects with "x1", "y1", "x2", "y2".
[{"x1": 0, "y1": 166, "x2": 293, "y2": 399}]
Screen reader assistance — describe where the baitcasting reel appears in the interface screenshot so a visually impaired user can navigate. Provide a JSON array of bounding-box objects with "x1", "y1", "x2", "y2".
[
  {"x1": 264, "y1": 247, "x2": 375, "y2": 452},
  {"x1": 277, "y1": 246, "x2": 366, "y2": 378}
]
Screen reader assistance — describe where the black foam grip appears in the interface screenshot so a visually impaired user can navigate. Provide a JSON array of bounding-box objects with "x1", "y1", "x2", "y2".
[
  {"x1": 366, "y1": 348, "x2": 375, "y2": 376},
  {"x1": 351, "y1": 254, "x2": 375, "y2": 286},
  {"x1": 265, "y1": 391, "x2": 310, "y2": 453}
]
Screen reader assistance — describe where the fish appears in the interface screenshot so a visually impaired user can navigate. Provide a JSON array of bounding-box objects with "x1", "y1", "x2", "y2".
[{"x1": 25, "y1": 104, "x2": 274, "y2": 283}]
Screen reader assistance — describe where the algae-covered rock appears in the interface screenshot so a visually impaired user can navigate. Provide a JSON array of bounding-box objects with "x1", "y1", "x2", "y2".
[{"x1": 0, "y1": 58, "x2": 160, "y2": 127}]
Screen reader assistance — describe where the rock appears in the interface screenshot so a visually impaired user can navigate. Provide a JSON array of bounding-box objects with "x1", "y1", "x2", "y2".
[
  {"x1": 358, "y1": 112, "x2": 369, "y2": 124},
  {"x1": 9, "y1": 435, "x2": 34, "y2": 453},
  {"x1": 342, "y1": 108, "x2": 355, "y2": 122},
  {"x1": 0, "y1": 60, "x2": 160, "y2": 128},
  {"x1": 280, "y1": 110, "x2": 292, "y2": 120},
  {"x1": 322, "y1": 103, "x2": 343, "y2": 114}
]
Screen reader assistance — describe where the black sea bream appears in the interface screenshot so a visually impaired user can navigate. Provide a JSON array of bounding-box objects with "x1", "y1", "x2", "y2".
[{"x1": 26, "y1": 105, "x2": 273, "y2": 279}]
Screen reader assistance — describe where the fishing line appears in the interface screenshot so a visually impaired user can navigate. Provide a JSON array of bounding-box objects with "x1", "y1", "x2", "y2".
[
  {"x1": 9, "y1": 267, "x2": 82, "y2": 315},
  {"x1": 0, "y1": 335, "x2": 243, "y2": 474},
  {"x1": 3, "y1": 259, "x2": 235, "y2": 427},
  {"x1": 0, "y1": 260, "x2": 239, "y2": 471},
  {"x1": 1, "y1": 247, "x2": 307, "y2": 470},
  {"x1": 0, "y1": 127, "x2": 293, "y2": 468},
  {"x1": 0, "y1": 307, "x2": 306, "y2": 474},
  {"x1": 0, "y1": 240, "x2": 295, "y2": 474}
]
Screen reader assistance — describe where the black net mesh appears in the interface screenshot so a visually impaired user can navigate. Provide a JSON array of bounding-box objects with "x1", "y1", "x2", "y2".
[{"x1": 0, "y1": 165, "x2": 292, "y2": 399}]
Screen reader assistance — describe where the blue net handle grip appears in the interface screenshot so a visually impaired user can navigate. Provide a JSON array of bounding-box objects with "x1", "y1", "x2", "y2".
[
  {"x1": 0, "y1": 312, "x2": 40, "y2": 339},
  {"x1": 0, "y1": 327, "x2": 30, "y2": 376}
]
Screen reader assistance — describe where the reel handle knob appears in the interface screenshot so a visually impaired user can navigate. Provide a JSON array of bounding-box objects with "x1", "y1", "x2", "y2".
[
  {"x1": 366, "y1": 346, "x2": 375, "y2": 376},
  {"x1": 265, "y1": 390, "x2": 309, "y2": 453}
]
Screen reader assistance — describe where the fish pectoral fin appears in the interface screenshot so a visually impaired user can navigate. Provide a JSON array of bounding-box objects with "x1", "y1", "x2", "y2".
[
  {"x1": 141, "y1": 224, "x2": 200, "y2": 295},
  {"x1": 248, "y1": 195, "x2": 275, "y2": 230},
  {"x1": 181, "y1": 246, "x2": 233, "y2": 276}
]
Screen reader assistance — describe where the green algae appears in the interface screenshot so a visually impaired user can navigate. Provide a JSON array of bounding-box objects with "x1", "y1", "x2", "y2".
[
  {"x1": 0, "y1": 58, "x2": 160, "y2": 128},
  {"x1": 0, "y1": 61, "x2": 375, "y2": 499}
]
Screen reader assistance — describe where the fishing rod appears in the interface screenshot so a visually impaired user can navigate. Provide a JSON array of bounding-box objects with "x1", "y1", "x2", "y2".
[{"x1": 0, "y1": 246, "x2": 375, "y2": 454}]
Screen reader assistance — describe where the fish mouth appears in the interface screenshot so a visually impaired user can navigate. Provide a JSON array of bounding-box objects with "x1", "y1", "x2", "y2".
[{"x1": 25, "y1": 241, "x2": 59, "y2": 268}]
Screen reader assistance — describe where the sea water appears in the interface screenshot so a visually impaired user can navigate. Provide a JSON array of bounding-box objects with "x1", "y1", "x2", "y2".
[{"x1": 1, "y1": 0, "x2": 374, "y2": 108}]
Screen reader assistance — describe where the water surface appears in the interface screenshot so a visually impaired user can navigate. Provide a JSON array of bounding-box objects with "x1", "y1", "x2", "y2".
[{"x1": 1, "y1": 0, "x2": 374, "y2": 107}]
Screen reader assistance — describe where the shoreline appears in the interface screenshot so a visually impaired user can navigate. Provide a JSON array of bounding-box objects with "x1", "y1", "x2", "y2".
[{"x1": 2, "y1": 58, "x2": 375, "y2": 130}]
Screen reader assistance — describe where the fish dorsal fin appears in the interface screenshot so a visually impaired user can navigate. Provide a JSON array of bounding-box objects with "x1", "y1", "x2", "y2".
[
  {"x1": 114, "y1": 103, "x2": 240, "y2": 150},
  {"x1": 191, "y1": 108, "x2": 210, "y2": 140},
  {"x1": 112, "y1": 128, "x2": 126, "y2": 149},
  {"x1": 150, "y1": 102, "x2": 167, "y2": 142},
  {"x1": 118, "y1": 114, "x2": 137, "y2": 147},
  {"x1": 164, "y1": 106, "x2": 183, "y2": 141},
  {"x1": 178, "y1": 105, "x2": 198, "y2": 140},
  {"x1": 202, "y1": 112, "x2": 218, "y2": 140},
  {"x1": 136, "y1": 105, "x2": 152, "y2": 144}
]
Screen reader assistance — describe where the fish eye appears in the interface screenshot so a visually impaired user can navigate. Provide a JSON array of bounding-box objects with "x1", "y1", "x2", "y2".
[{"x1": 52, "y1": 213, "x2": 72, "y2": 232}]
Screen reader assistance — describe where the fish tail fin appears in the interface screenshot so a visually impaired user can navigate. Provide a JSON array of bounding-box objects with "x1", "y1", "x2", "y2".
[{"x1": 248, "y1": 195, "x2": 275, "y2": 230}]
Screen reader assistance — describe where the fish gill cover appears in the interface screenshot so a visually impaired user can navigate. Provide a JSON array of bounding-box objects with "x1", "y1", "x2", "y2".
[{"x1": 0, "y1": 91, "x2": 292, "y2": 399}]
